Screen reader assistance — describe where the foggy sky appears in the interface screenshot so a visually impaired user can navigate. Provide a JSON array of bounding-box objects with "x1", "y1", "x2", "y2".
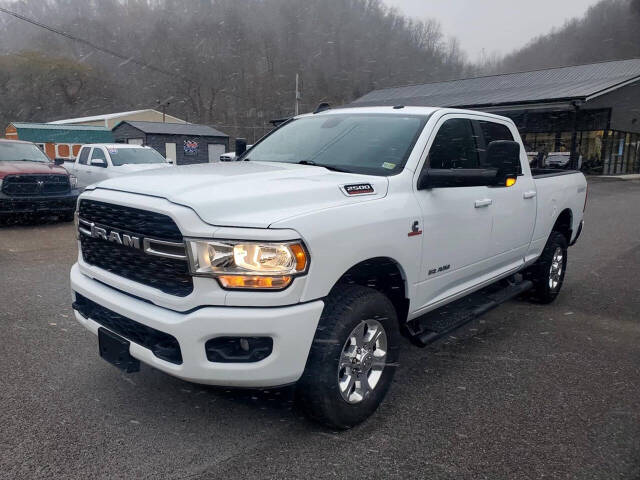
[{"x1": 383, "y1": 0, "x2": 599, "y2": 60}]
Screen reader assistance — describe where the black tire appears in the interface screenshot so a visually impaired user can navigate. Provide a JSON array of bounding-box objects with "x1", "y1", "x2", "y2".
[
  {"x1": 296, "y1": 285, "x2": 400, "y2": 430},
  {"x1": 527, "y1": 231, "x2": 568, "y2": 304}
]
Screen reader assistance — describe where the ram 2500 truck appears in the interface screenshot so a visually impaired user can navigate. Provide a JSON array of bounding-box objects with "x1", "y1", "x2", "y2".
[
  {"x1": 0, "y1": 139, "x2": 79, "y2": 222},
  {"x1": 64, "y1": 144, "x2": 172, "y2": 190},
  {"x1": 70, "y1": 107, "x2": 587, "y2": 429}
]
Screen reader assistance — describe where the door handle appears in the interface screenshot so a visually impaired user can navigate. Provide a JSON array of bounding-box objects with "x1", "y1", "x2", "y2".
[
  {"x1": 523, "y1": 191, "x2": 537, "y2": 199},
  {"x1": 474, "y1": 199, "x2": 492, "y2": 208}
]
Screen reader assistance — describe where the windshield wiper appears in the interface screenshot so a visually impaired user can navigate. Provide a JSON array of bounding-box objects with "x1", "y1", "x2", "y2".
[{"x1": 297, "y1": 160, "x2": 352, "y2": 173}]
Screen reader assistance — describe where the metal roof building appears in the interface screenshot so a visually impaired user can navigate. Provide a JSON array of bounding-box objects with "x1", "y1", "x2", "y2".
[
  {"x1": 112, "y1": 121, "x2": 229, "y2": 165},
  {"x1": 352, "y1": 59, "x2": 640, "y2": 174},
  {"x1": 4, "y1": 122, "x2": 113, "y2": 160},
  {"x1": 48, "y1": 109, "x2": 187, "y2": 129}
]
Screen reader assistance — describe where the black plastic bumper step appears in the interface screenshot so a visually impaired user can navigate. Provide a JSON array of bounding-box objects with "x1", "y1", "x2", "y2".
[{"x1": 408, "y1": 277, "x2": 533, "y2": 347}]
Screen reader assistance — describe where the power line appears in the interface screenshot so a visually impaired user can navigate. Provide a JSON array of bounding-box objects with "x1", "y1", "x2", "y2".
[{"x1": 0, "y1": 6, "x2": 183, "y2": 80}]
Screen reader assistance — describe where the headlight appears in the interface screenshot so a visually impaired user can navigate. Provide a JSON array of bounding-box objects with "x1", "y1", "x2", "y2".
[
  {"x1": 186, "y1": 239, "x2": 308, "y2": 290},
  {"x1": 69, "y1": 175, "x2": 78, "y2": 189}
]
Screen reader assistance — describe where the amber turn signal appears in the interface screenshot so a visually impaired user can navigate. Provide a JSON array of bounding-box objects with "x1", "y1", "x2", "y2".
[
  {"x1": 506, "y1": 177, "x2": 517, "y2": 187},
  {"x1": 218, "y1": 275, "x2": 293, "y2": 289},
  {"x1": 290, "y1": 243, "x2": 308, "y2": 271}
]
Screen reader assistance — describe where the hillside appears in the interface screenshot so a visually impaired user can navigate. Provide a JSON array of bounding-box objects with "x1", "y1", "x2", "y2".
[
  {"x1": 499, "y1": 0, "x2": 640, "y2": 73},
  {"x1": 0, "y1": 0, "x2": 469, "y2": 139}
]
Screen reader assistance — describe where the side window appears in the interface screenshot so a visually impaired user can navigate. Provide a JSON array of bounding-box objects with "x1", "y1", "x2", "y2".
[
  {"x1": 90, "y1": 148, "x2": 107, "y2": 167},
  {"x1": 78, "y1": 147, "x2": 90, "y2": 165},
  {"x1": 427, "y1": 118, "x2": 479, "y2": 170},
  {"x1": 479, "y1": 121, "x2": 513, "y2": 144}
]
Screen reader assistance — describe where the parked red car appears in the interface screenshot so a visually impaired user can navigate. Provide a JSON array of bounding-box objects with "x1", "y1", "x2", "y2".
[{"x1": 0, "y1": 138, "x2": 79, "y2": 222}]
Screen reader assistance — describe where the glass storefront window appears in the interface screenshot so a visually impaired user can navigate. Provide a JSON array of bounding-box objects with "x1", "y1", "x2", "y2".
[{"x1": 510, "y1": 130, "x2": 638, "y2": 174}]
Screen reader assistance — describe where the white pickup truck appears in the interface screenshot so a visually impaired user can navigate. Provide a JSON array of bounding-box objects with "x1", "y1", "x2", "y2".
[
  {"x1": 70, "y1": 107, "x2": 587, "y2": 429},
  {"x1": 64, "y1": 144, "x2": 172, "y2": 190}
]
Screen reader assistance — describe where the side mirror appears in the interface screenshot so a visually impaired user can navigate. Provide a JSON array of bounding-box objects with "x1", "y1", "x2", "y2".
[
  {"x1": 91, "y1": 158, "x2": 107, "y2": 167},
  {"x1": 235, "y1": 138, "x2": 247, "y2": 157},
  {"x1": 485, "y1": 140, "x2": 521, "y2": 182},
  {"x1": 54, "y1": 158, "x2": 65, "y2": 166}
]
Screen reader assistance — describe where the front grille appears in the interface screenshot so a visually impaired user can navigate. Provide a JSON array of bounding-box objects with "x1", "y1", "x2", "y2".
[
  {"x1": 2, "y1": 174, "x2": 70, "y2": 196},
  {"x1": 73, "y1": 293, "x2": 182, "y2": 364},
  {"x1": 79, "y1": 199, "x2": 182, "y2": 241},
  {"x1": 0, "y1": 197, "x2": 76, "y2": 213},
  {"x1": 80, "y1": 235, "x2": 193, "y2": 296},
  {"x1": 78, "y1": 200, "x2": 193, "y2": 297}
]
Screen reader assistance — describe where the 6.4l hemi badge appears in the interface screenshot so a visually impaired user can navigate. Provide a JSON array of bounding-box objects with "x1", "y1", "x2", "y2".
[{"x1": 340, "y1": 183, "x2": 375, "y2": 196}]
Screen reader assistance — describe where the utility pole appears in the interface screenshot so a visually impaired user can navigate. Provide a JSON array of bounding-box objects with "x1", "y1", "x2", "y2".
[
  {"x1": 295, "y1": 73, "x2": 301, "y2": 116},
  {"x1": 156, "y1": 96, "x2": 174, "y2": 123}
]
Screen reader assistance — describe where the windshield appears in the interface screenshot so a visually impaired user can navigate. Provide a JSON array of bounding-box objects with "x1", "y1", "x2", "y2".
[
  {"x1": 244, "y1": 113, "x2": 428, "y2": 176},
  {"x1": 0, "y1": 142, "x2": 50, "y2": 162},
  {"x1": 107, "y1": 147, "x2": 167, "y2": 166}
]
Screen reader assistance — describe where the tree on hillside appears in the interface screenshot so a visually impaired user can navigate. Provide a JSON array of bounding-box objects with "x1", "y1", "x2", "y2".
[
  {"x1": 498, "y1": 0, "x2": 640, "y2": 73},
  {"x1": 0, "y1": 0, "x2": 470, "y2": 139},
  {"x1": 0, "y1": 52, "x2": 123, "y2": 127}
]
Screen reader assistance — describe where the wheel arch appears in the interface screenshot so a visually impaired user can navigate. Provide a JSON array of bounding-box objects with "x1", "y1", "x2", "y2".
[
  {"x1": 330, "y1": 257, "x2": 410, "y2": 328},
  {"x1": 552, "y1": 208, "x2": 573, "y2": 244}
]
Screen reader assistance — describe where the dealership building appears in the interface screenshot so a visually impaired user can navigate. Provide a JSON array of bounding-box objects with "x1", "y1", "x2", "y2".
[{"x1": 352, "y1": 58, "x2": 640, "y2": 175}]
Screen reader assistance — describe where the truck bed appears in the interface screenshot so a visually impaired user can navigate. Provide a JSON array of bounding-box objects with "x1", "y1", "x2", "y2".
[{"x1": 531, "y1": 168, "x2": 581, "y2": 179}]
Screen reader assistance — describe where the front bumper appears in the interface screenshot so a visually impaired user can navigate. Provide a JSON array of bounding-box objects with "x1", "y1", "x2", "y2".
[
  {"x1": 70, "y1": 263, "x2": 324, "y2": 387},
  {"x1": 0, "y1": 190, "x2": 78, "y2": 214}
]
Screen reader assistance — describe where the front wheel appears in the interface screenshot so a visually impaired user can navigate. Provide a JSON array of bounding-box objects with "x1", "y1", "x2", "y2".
[
  {"x1": 527, "y1": 231, "x2": 568, "y2": 304},
  {"x1": 296, "y1": 285, "x2": 400, "y2": 429}
]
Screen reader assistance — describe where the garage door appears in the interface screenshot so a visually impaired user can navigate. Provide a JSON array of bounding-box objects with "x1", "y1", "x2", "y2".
[{"x1": 208, "y1": 144, "x2": 226, "y2": 163}]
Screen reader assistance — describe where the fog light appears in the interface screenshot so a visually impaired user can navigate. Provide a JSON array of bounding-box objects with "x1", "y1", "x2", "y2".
[{"x1": 205, "y1": 337, "x2": 273, "y2": 363}]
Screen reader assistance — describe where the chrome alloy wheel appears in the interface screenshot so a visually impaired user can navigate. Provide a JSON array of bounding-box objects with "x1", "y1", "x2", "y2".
[
  {"x1": 337, "y1": 319, "x2": 388, "y2": 404},
  {"x1": 549, "y1": 247, "x2": 564, "y2": 291}
]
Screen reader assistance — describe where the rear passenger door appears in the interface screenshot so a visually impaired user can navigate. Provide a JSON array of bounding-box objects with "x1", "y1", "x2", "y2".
[{"x1": 476, "y1": 119, "x2": 536, "y2": 269}]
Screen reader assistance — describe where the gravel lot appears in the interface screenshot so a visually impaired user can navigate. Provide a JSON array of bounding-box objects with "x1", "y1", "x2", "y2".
[{"x1": 1, "y1": 178, "x2": 639, "y2": 480}]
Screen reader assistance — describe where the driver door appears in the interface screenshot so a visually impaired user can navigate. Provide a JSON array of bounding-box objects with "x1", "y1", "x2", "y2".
[
  {"x1": 413, "y1": 116, "x2": 495, "y2": 313},
  {"x1": 73, "y1": 147, "x2": 91, "y2": 189},
  {"x1": 89, "y1": 147, "x2": 109, "y2": 185}
]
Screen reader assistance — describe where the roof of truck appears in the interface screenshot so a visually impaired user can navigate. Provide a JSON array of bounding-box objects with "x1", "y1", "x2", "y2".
[
  {"x1": 80, "y1": 143, "x2": 151, "y2": 148},
  {"x1": 0, "y1": 138, "x2": 33, "y2": 144},
  {"x1": 306, "y1": 105, "x2": 512, "y2": 123}
]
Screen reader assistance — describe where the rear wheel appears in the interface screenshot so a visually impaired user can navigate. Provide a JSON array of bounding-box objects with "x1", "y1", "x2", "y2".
[
  {"x1": 527, "y1": 231, "x2": 568, "y2": 304},
  {"x1": 296, "y1": 285, "x2": 400, "y2": 429}
]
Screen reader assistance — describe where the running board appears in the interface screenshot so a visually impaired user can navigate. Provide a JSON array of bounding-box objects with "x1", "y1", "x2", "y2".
[{"x1": 407, "y1": 277, "x2": 533, "y2": 347}]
